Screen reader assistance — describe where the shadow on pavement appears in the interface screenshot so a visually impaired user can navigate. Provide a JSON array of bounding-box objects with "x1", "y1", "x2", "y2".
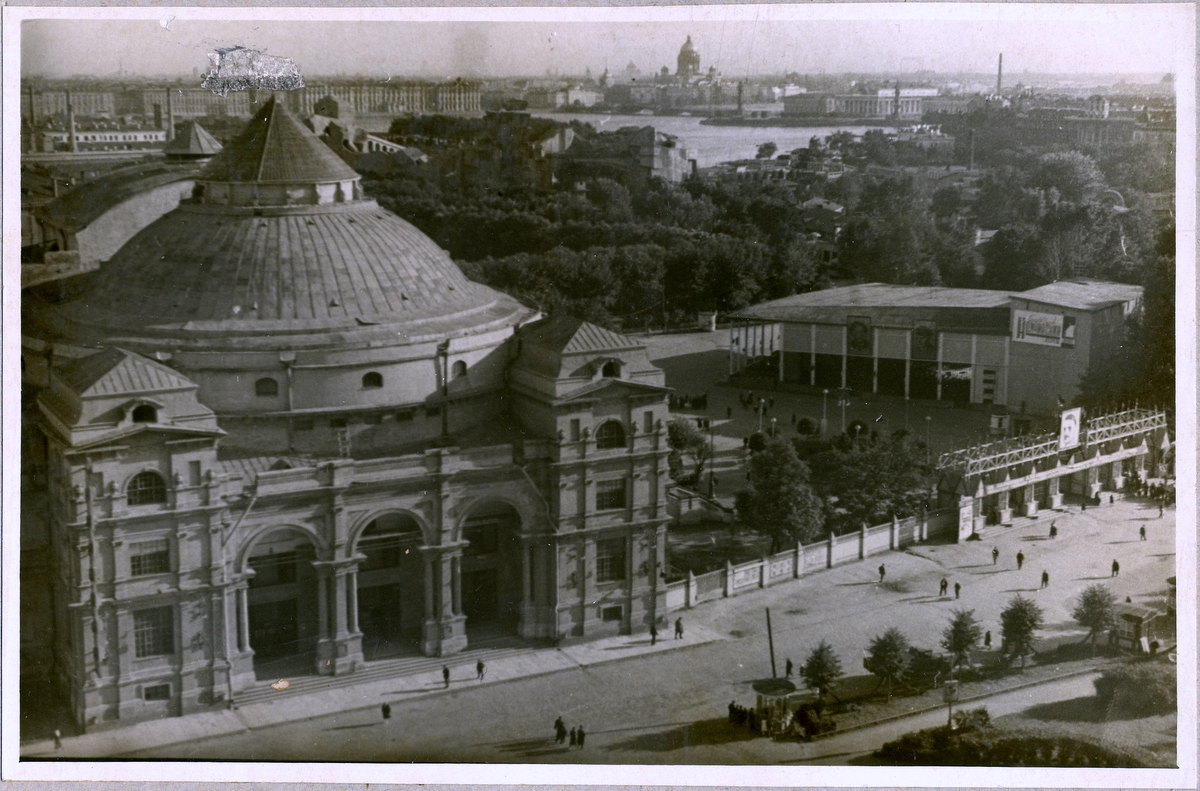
[
  {"x1": 604, "y1": 717, "x2": 757, "y2": 753},
  {"x1": 1019, "y1": 694, "x2": 1120, "y2": 723}
]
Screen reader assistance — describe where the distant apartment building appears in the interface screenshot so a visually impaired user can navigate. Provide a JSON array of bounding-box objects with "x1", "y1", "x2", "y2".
[
  {"x1": 783, "y1": 87, "x2": 937, "y2": 120},
  {"x1": 22, "y1": 90, "x2": 116, "y2": 120}
]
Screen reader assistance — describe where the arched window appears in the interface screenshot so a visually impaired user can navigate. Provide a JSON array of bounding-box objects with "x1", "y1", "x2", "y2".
[
  {"x1": 595, "y1": 420, "x2": 626, "y2": 450},
  {"x1": 601, "y1": 360, "x2": 621, "y2": 378},
  {"x1": 362, "y1": 371, "x2": 383, "y2": 389},
  {"x1": 131, "y1": 404, "x2": 157, "y2": 423},
  {"x1": 255, "y1": 377, "x2": 279, "y2": 397},
  {"x1": 128, "y1": 471, "x2": 167, "y2": 505},
  {"x1": 451, "y1": 360, "x2": 467, "y2": 379}
]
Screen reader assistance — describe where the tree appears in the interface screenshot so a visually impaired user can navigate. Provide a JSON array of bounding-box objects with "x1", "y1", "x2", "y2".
[
  {"x1": 865, "y1": 628, "x2": 909, "y2": 702},
  {"x1": 1033, "y1": 151, "x2": 1106, "y2": 205},
  {"x1": 941, "y1": 609, "x2": 984, "y2": 671},
  {"x1": 800, "y1": 640, "x2": 843, "y2": 705},
  {"x1": 756, "y1": 141, "x2": 778, "y2": 159},
  {"x1": 1072, "y1": 584, "x2": 1117, "y2": 655},
  {"x1": 666, "y1": 416, "x2": 712, "y2": 487},
  {"x1": 736, "y1": 438, "x2": 825, "y2": 551},
  {"x1": 999, "y1": 595, "x2": 1044, "y2": 670},
  {"x1": 807, "y1": 436, "x2": 933, "y2": 534}
]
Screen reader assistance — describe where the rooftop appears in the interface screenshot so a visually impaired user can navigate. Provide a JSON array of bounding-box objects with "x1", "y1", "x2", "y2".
[
  {"x1": 163, "y1": 121, "x2": 223, "y2": 158},
  {"x1": 1016, "y1": 279, "x2": 1144, "y2": 311},
  {"x1": 735, "y1": 284, "x2": 1016, "y2": 320}
]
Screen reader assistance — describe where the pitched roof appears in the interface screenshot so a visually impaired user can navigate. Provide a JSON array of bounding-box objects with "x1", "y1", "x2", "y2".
[
  {"x1": 556, "y1": 377, "x2": 670, "y2": 403},
  {"x1": 522, "y1": 315, "x2": 642, "y2": 355},
  {"x1": 164, "y1": 120, "x2": 223, "y2": 157},
  {"x1": 55, "y1": 348, "x2": 196, "y2": 397},
  {"x1": 200, "y1": 97, "x2": 360, "y2": 183},
  {"x1": 1016, "y1": 280, "x2": 1144, "y2": 311}
]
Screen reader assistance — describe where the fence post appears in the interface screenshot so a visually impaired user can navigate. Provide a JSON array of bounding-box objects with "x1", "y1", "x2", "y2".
[
  {"x1": 686, "y1": 570, "x2": 695, "y2": 609},
  {"x1": 826, "y1": 532, "x2": 834, "y2": 568},
  {"x1": 794, "y1": 540, "x2": 802, "y2": 578},
  {"x1": 759, "y1": 556, "x2": 768, "y2": 588},
  {"x1": 724, "y1": 560, "x2": 733, "y2": 597},
  {"x1": 859, "y1": 521, "x2": 867, "y2": 559},
  {"x1": 890, "y1": 514, "x2": 900, "y2": 550}
]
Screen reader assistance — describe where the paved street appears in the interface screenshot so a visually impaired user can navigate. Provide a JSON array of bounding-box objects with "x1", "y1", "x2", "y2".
[{"x1": 110, "y1": 493, "x2": 1173, "y2": 763}]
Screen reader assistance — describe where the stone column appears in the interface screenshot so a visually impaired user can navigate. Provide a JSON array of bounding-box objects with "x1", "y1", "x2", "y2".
[
  {"x1": 723, "y1": 560, "x2": 734, "y2": 597},
  {"x1": 858, "y1": 522, "x2": 867, "y2": 559},
  {"x1": 997, "y1": 489, "x2": 1012, "y2": 525},
  {"x1": 237, "y1": 585, "x2": 251, "y2": 653},
  {"x1": 919, "y1": 510, "x2": 929, "y2": 542},
  {"x1": 315, "y1": 566, "x2": 333, "y2": 675},
  {"x1": 421, "y1": 547, "x2": 467, "y2": 656},
  {"x1": 1085, "y1": 465, "x2": 1102, "y2": 499},
  {"x1": 759, "y1": 556, "x2": 768, "y2": 588},
  {"x1": 826, "y1": 532, "x2": 834, "y2": 568},
  {"x1": 1049, "y1": 475, "x2": 1063, "y2": 509},
  {"x1": 686, "y1": 570, "x2": 696, "y2": 608},
  {"x1": 1022, "y1": 483, "x2": 1038, "y2": 517},
  {"x1": 889, "y1": 515, "x2": 899, "y2": 550},
  {"x1": 1110, "y1": 460, "x2": 1125, "y2": 492},
  {"x1": 348, "y1": 571, "x2": 359, "y2": 634}
]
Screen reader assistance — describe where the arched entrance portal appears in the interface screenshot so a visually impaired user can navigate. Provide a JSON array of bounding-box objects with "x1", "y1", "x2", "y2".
[
  {"x1": 462, "y1": 501, "x2": 523, "y2": 640},
  {"x1": 355, "y1": 514, "x2": 425, "y2": 660},
  {"x1": 246, "y1": 530, "x2": 321, "y2": 677}
]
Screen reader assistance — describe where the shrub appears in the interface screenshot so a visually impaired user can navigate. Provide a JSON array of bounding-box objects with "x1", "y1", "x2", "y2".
[{"x1": 1093, "y1": 661, "x2": 1176, "y2": 716}]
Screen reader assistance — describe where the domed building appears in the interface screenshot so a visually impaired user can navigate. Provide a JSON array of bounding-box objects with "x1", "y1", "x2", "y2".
[{"x1": 23, "y1": 98, "x2": 674, "y2": 729}]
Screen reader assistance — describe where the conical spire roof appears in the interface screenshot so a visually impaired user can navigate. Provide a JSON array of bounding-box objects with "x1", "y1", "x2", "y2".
[
  {"x1": 199, "y1": 97, "x2": 359, "y2": 183},
  {"x1": 163, "y1": 120, "x2": 223, "y2": 157}
]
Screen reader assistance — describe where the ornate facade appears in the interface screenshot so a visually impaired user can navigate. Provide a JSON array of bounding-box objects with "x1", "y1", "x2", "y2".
[{"x1": 23, "y1": 99, "x2": 672, "y2": 730}]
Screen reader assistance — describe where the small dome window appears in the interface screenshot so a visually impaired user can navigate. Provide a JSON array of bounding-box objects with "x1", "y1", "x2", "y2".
[
  {"x1": 131, "y1": 404, "x2": 158, "y2": 423},
  {"x1": 601, "y1": 361, "x2": 621, "y2": 378},
  {"x1": 362, "y1": 371, "x2": 383, "y2": 389},
  {"x1": 128, "y1": 471, "x2": 167, "y2": 505},
  {"x1": 451, "y1": 360, "x2": 467, "y2": 379},
  {"x1": 595, "y1": 420, "x2": 626, "y2": 450},
  {"x1": 255, "y1": 377, "x2": 279, "y2": 397}
]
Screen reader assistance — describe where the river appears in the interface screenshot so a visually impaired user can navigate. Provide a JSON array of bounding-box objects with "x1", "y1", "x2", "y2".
[{"x1": 536, "y1": 112, "x2": 881, "y2": 169}]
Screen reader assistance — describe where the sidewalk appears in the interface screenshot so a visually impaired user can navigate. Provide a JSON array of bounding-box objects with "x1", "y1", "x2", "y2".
[{"x1": 21, "y1": 623, "x2": 725, "y2": 759}]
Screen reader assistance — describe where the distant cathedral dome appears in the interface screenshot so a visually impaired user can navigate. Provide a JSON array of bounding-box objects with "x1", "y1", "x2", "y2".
[{"x1": 677, "y1": 35, "x2": 701, "y2": 80}]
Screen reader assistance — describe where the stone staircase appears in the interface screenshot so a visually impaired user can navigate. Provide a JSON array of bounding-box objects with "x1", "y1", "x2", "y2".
[{"x1": 231, "y1": 635, "x2": 552, "y2": 708}]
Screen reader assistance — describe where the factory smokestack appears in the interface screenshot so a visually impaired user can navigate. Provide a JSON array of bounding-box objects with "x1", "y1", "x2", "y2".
[{"x1": 997, "y1": 53, "x2": 1003, "y2": 95}]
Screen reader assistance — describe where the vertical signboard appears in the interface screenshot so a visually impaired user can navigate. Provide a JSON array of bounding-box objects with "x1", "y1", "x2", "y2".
[{"x1": 1058, "y1": 407, "x2": 1083, "y2": 451}]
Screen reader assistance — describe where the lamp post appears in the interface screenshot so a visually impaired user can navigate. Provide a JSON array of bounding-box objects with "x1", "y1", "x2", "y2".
[
  {"x1": 925, "y1": 415, "x2": 932, "y2": 464},
  {"x1": 840, "y1": 389, "x2": 848, "y2": 434},
  {"x1": 822, "y1": 389, "x2": 829, "y2": 438},
  {"x1": 758, "y1": 398, "x2": 766, "y2": 433},
  {"x1": 944, "y1": 679, "x2": 959, "y2": 728},
  {"x1": 770, "y1": 417, "x2": 777, "y2": 438}
]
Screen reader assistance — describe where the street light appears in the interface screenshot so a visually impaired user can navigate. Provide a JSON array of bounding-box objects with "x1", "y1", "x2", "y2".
[
  {"x1": 758, "y1": 398, "x2": 766, "y2": 433},
  {"x1": 840, "y1": 388, "x2": 848, "y2": 434}
]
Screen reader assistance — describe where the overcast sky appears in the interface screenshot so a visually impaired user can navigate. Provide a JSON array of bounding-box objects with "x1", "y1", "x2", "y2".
[{"x1": 22, "y1": 9, "x2": 1185, "y2": 81}]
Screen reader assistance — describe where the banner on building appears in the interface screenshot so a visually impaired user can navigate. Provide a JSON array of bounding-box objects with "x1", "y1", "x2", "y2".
[
  {"x1": 938, "y1": 366, "x2": 973, "y2": 381},
  {"x1": 1058, "y1": 407, "x2": 1083, "y2": 451},
  {"x1": 1013, "y1": 309, "x2": 1067, "y2": 347},
  {"x1": 911, "y1": 321, "x2": 937, "y2": 360},
  {"x1": 847, "y1": 316, "x2": 872, "y2": 356}
]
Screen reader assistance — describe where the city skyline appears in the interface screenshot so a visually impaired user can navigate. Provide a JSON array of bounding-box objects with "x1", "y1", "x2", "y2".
[{"x1": 21, "y1": 8, "x2": 1186, "y2": 82}]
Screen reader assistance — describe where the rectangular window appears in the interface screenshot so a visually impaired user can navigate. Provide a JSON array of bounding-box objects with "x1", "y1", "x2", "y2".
[
  {"x1": 133, "y1": 607, "x2": 175, "y2": 658},
  {"x1": 395, "y1": 409, "x2": 414, "y2": 422},
  {"x1": 601, "y1": 605, "x2": 623, "y2": 622},
  {"x1": 644, "y1": 411, "x2": 654, "y2": 434},
  {"x1": 130, "y1": 539, "x2": 170, "y2": 576},
  {"x1": 143, "y1": 683, "x2": 171, "y2": 701},
  {"x1": 294, "y1": 417, "x2": 314, "y2": 431},
  {"x1": 570, "y1": 419, "x2": 581, "y2": 442},
  {"x1": 596, "y1": 479, "x2": 627, "y2": 512},
  {"x1": 596, "y1": 538, "x2": 627, "y2": 583},
  {"x1": 188, "y1": 461, "x2": 202, "y2": 487}
]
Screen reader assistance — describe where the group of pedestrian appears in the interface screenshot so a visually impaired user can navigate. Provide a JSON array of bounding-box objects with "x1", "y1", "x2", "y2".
[
  {"x1": 669, "y1": 393, "x2": 708, "y2": 411},
  {"x1": 553, "y1": 716, "x2": 586, "y2": 749},
  {"x1": 728, "y1": 701, "x2": 758, "y2": 731},
  {"x1": 935, "y1": 577, "x2": 962, "y2": 599}
]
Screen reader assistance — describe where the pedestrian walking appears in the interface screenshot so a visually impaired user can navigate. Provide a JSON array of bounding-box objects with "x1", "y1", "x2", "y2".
[
  {"x1": 1081, "y1": 501, "x2": 1086, "y2": 512},
  {"x1": 984, "y1": 630, "x2": 992, "y2": 649},
  {"x1": 1049, "y1": 523, "x2": 1057, "y2": 539},
  {"x1": 674, "y1": 618, "x2": 684, "y2": 639},
  {"x1": 1158, "y1": 503, "x2": 1164, "y2": 518},
  {"x1": 785, "y1": 658, "x2": 793, "y2": 678},
  {"x1": 1016, "y1": 551, "x2": 1025, "y2": 570},
  {"x1": 991, "y1": 546, "x2": 999, "y2": 565},
  {"x1": 939, "y1": 577, "x2": 948, "y2": 597},
  {"x1": 442, "y1": 665, "x2": 450, "y2": 688},
  {"x1": 954, "y1": 581, "x2": 961, "y2": 599},
  {"x1": 649, "y1": 624, "x2": 658, "y2": 646},
  {"x1": 878, "y1": 564, "x2": 886, "y2": 583},
  {"x1": 1040, "y1": 570, "x2": 1049, "y2": 589},
  {"x1": 1110, "y1": 495, "x2": 1114, "y2": 505},
  {"x1": 53, "y1": 729, "x2": 62, "y2": 749},
  {"x1": 381, "y1": 703, "x2": 391, "y2": 721},
  {"x1": 577, "y1": 726, "x2": 586, "y2": 749},
  {"x1": 569, "y1": 727, "x2": 577, "y2": 748},
  {"x1": 476, "y1": 659, "x2": 486, "y2": 682},
  {"x1": 1111, "y1": 559, "x2": 1120, "y2": 577},
  {"x1": 1140, "y1": 525, "x2": 1146, "y2": 541},
  {"x1": 555, "y1": 716, "x2": 566, "y2": 744}
]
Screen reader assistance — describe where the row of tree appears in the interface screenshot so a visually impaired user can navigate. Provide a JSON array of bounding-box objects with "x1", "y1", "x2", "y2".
[{"x1": 800, "y1": 583, "x2": 1120, "y2": 704}]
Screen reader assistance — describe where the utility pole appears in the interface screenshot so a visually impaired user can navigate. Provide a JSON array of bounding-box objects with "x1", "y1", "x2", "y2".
[{"x1": 765, "y1": 608, "x2": 778, "y2": 678}]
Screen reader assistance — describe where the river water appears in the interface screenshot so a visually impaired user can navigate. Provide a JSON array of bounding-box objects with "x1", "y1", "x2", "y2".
[{"x1": 537, "y1": 112, "x2": 880, "y2": 169}]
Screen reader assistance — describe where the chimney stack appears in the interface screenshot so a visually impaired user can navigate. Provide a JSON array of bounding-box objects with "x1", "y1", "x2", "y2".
[{"x1": 997, "y1": 53, "x2": 1003, "y2": 96}]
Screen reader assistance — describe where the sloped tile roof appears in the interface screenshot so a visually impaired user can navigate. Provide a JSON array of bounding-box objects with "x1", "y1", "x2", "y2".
[
  {"x1": 56, "y1": 348, "x2": 196, "y2": 397},
  {"x1": 200, "y1": 97, "x2": 359, "y2": 183},
  {"x1": 522, "y1": 315, "x2": 642, "y2": 355},
  {"x1": 164, "y1": 120, "x2": 223, "y2": 157}
]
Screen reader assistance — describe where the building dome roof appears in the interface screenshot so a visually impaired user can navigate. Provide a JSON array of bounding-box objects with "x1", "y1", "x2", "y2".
[{"x1": 27, "y1": 98, "x2": 531, "y2": 352}]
